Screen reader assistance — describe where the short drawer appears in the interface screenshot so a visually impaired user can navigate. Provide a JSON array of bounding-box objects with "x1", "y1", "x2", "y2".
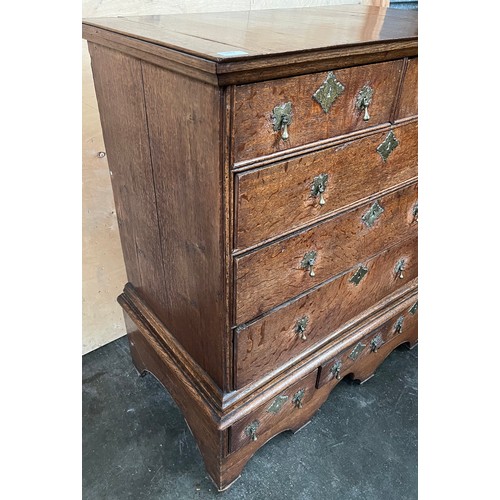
[
  {"x1": 235, "y1": 121, "x2": 417, "y2": 250},
  {"x1": 229, "y1": 370, "x2": 318, "y2": 453},
  {"x1": 395, "y1": 58, "x2": 418, "y2": 120},
  {"x1": 235, "y1": 236, "x2": 417, "y2": 389},
  {"x1": 317, "y1": 297, "x2": 418, "y2": 388},
  {"x1": 233, "y1": 60, "x2": 404, "y2": 164},
  {"x1": 235, "y1": 181, "x2": 418, "y2": 324}
]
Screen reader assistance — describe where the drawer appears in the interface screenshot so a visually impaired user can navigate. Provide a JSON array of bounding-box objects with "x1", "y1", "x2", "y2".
[
  {"x1": 235, "y1": 121, "x2": 417, "y2": 250},
  {"x1": 235, "y1": 236, "x2": 417, "y2": 389},
  {"x1": 395, "y1": 58, "x2": 418, "y2": 120},
  {"x1": 229, "y1": 370, "x2": 318, "y2": 453},
  {"x1": 233, "y1": 60, "x2": 404, "y2": 164},
  {"x1": 235, "y1": 181, "x2": 418, "y2": 324},
  {"x1": 317, "y1": 297, "x2": 418, "y2": 388}
]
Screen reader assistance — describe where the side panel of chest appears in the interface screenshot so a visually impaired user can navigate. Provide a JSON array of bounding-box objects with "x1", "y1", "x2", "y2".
[{"x1": 88, "y1": 43, "x2": 229, "y2": 390}]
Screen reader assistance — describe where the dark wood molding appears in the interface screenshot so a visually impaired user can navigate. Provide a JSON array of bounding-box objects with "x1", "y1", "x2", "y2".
[{"x1": 119, "y1": 279, "x2": 417, "y2": 416}]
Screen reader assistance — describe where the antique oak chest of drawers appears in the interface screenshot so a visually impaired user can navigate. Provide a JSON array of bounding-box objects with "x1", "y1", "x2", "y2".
[{"x1": 83, "y1": 5, "x2": 418, "y2": 490}]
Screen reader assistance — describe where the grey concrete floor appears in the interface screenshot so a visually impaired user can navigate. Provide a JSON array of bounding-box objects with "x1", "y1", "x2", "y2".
[{"x1": 83, "y1": 337, "x2": 417, "y2": 500}]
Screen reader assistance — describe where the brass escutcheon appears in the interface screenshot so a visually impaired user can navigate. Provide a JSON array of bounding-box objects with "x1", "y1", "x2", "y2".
[
  {"x1": 349, "y1": 342, "x2": 366, "y2": 360},
  {"x1": 267, "y1": 395, "x2": 289, "y2": 415},
  {"x1": 362, "y1": 201, "x2": 384, "y2": 228},
  {"x1": 377, "y1": 130, "x2": 399, "y2": 161},
  {"x1": 312, "y1": 72, "x2": 345, "y2": 113},
  {"x1": 350, "y1": 265, "x2": 368, "y2": 286}
]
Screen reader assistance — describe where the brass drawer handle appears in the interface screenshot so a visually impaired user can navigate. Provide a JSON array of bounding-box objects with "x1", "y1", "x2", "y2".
[
  {"x1": 330, "y1": 360, "x2": 343, "y2": 380},
  {"x1": 394, "y1": 316, "x2": 404, "y2": 334},
  {"x1": 295, "y1": 316, "x2": 309, "y2": 341},
  {"x1": 245, "y1": 420, "x2": 260, "y2": 441},
  {"x1": 370, "y1": 334, "x2": 384, "y2": 352},
  {"x1": 412, "y1": 202, "x2": 418, "y2": 222},
  {"x1": 272, "y1": 102, "x2": 292, "y2": 141},
  {"x1": 395, "y1": 259, "x2": 406, "y2": 279},
  {"x1": 311, "y1": 173, "x2": 329, "y2": 206},
  {"x1": 301, "y1": 250, "x2": 317, "y2": 277},
  {"x1": 292, "y1": 389, "x2": 306, "y2": 409},
  {"x1": 356, "y1": 85, "x2": 374, "y2": 121}
]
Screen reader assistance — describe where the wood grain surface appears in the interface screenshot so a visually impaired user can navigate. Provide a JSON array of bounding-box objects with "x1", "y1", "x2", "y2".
[
  {"x1": 83, "y1": 6, "x2": 417, "y2": 61},
  {"x1": 235, "y1": 181, "x2": 418, "y2": 324},
  {"x1": 140, "y1": 62, "x2": 227, "y2": 389},
  {"x1": 235, "y1": 120, "x2": 417, "y2": 250},
  {"x1": 232, "y1": 59, "x2": 404, "y2": 163},
  {"x1": 396, "y1": 57, "x2": 418, "y2": 120},
  {"x1": 88, "y1": 43, "x2": 170, "y2": 323},
  {"x1": 235, "y1": 235, "x2": 417, "y2": 388}
]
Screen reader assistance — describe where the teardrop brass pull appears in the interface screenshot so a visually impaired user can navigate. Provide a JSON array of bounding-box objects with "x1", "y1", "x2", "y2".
[
  {"x1": 394, "y1": 316, "x2": 404, "y2": 334},
  {"x1": 311, "y1": 173, "x2": 329, "y2": 206},
  {"x1": 395, "y1": 259, "x2": 406, "y2": 280},
  {"x1": 295, "y1": 316, "x2": 309, "y2": 341},
  {"x1": 412, "y1": 202, "x2": 418, "y2": 222},
  {"x1": 301, "y1": 250, "x2": 317, "y2": 277},
  {"x1": 245, "y1": 420, "x2": 260, "y2": 441},
  {"x1": 356, "y1": 85, "x2": 374, "y2": 121},
  {"x1": 330, "y1": 360, "x2": 343, "y2": 380},
  {"x1": 371, "y1": 334, "x2": 383, "y2": 353},
  {"x1": 272, "y1": 102, "x2": 293, "y2": 142},
  {"x1": 292, "y1": 389, "x2": 305, "y2": 409}
]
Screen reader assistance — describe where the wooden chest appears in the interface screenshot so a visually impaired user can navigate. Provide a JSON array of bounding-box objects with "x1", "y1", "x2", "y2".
[{"x1": 83, "y1": 5, "x2": 418, "y2": 490}]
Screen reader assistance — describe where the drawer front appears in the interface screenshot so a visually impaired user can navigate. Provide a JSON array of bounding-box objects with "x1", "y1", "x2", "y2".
[
  {"x1": 235, "y1": 236, "x2": 417, "y2": 389},
  {"x1": 235, "y1": 182, "x2": 418, "y2": 324},
  {"x1": 317, "y1": 297, "x2": 418, "y2": 388},
  {"x1": 233, "y1": 60, "x2": 404, "y2": 164},
  {"x1": 230, "y1": 370, "x2": 318, "y2": 453},
  {"x1": 236, "y1": 121, "x2": 417, "y2": 250},
  {"x1": 396, "y1": 58, "x2": 418, "y2": 120}
]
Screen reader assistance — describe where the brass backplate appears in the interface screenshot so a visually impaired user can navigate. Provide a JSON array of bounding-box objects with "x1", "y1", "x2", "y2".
[
  {"x1": 311, "y1": 173, "x2": 329, "y2": 197},
  {"x1": 271, "y1": 102, "x2": 293, "y2": 131},
  {"x1": 301, "y1": 250, "x2": 317, "y2": 269},
  {"x1": 356, "y1": 85, "x2": 374, "y2": 110}
]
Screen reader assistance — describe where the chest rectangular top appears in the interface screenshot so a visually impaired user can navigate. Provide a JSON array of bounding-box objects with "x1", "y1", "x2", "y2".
[{"x1": 83, "y1": 5, "x2": 417, "y2": 85}]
